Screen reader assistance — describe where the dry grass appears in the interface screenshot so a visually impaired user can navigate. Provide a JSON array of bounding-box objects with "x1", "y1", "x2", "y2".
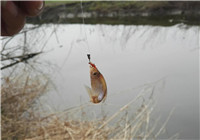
[
  {"x1": 1, "y1": 73, "x2": 49, "y2": 140},
  {"x1": 1, "y1": 74, "x2": 177, "y2": 140}
]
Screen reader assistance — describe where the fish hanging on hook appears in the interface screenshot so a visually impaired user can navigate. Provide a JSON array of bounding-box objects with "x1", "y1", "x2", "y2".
[{"x1": 85, "y1": 54, "x2": 107, "y2": 104}]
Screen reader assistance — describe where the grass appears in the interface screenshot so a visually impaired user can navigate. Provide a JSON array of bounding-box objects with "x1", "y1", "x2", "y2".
[
  {"x1": 1, "y1": 70, "x2": 177, "y2": 139},
  {"x1": 1, "y1": 73, "x2": 49, "y2": 140},
  {"x1": 44, "y1": 1, "x2": 89, "y2": 7},
  {"x1": 44, "y1": 1, "x2": 170, "y2": 11},
  {"x1": 88, "y1": 1, "x2": 169, "y2": 11},
  {"x1": 45, "y1": 1, "x2": 75, "y2": 7},
  {"x1": 23, "y1": 94, "x2": 158, "y2": 139}
]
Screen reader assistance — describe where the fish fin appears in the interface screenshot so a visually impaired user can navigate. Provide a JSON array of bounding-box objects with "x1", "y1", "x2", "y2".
[{"x1": 84, "y1": 85, "x2": 93, "y2": 101}]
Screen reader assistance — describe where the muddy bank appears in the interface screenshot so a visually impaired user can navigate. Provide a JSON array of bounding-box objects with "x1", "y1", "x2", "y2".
[{"x1": 27, "y1": 1, "x2": 200, "y2": 26}]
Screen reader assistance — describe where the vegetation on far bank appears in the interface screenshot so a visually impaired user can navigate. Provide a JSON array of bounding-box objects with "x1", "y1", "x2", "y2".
[
  {"x1": 45, "y1": 0, "x2": 75, "y2": 7},
  {"x1": 44, "y1": 1, "x2": 198, "y2": 12},
  {"x1": 45, "y1": 1, "x2": 200, "y2": 12},
  {"x1": 45, "y1": 1, "x2": 169, "y2": 10},
  {"x1": 28, "y1": 1, "x2": 200, "y2": 26}
]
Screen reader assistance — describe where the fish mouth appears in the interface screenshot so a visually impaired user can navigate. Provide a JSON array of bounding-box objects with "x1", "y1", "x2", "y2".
[{"x1": 89, "y1": 62, "x2": 96, "y2": 69}]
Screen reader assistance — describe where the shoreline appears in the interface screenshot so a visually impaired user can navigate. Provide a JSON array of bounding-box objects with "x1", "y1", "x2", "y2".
[{"x1": 27, "y1": 1, "x2": 200, "y2": 26}]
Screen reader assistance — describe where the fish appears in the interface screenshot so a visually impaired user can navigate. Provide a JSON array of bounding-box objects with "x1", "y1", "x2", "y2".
[{"x1": 85, "y1": 62, "x2": 107, "y2": 104}]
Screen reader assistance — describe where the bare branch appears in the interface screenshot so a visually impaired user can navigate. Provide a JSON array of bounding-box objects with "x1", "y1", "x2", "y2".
[{"x1": 1, "y1": 52, "x2": 42, "y2": 70}]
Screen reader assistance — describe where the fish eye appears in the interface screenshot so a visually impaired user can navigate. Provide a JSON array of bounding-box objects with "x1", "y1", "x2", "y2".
[{"x1": 93, "y1": 72, "x2": 97, "y2": 75}]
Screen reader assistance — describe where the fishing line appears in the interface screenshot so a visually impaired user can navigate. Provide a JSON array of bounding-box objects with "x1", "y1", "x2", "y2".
[
  {"x1": 60, "y1": 1, "x2": 91, "y2": 70},
  {"x1": 80, "y1": 0, "x2": 91, "y2": 59}
]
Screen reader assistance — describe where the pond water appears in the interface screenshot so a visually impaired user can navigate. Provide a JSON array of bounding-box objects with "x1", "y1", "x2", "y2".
[{"x1": 2, "y1": 23, "x2": 199, "y2": 139}]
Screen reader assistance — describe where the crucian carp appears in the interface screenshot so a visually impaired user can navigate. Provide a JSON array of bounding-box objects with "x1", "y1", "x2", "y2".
[{"x1": 85, "y1": 54, "x2": 107, "y2": 104}]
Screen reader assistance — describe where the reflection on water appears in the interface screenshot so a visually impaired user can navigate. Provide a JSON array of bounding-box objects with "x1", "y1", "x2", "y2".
[{"x1": 2, "y1": 24, "x2": 199, "y2": 139}]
